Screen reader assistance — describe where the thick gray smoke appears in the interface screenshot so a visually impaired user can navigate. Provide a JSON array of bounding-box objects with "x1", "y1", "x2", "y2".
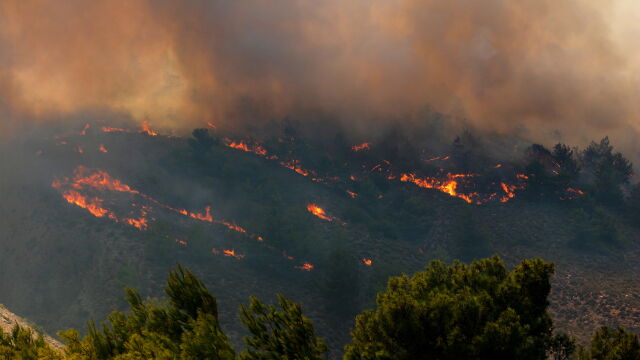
[{"x1": 0, "y1": 0, "x2": 638, "y2": 159}]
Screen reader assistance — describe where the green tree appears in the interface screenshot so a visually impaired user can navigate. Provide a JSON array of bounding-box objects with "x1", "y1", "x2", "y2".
[
  {"x1": 581, "y1": 137, "x2": 633, "y2": 206},
  {"x1": 578, "y1": 326, "x2": 640, "y2": 360},
  {"x1": 239, "y1": 294, "x2": 327, "y2": 360},
  {"x1": 0, "y1": 325, "x2": 61, "y2": 360},
  {"x1": 344, "y1": 256, "x2": 555, "y2": 360},
  {"x1": 60, "y1": 265, "x2": 234, "y2": 360}
]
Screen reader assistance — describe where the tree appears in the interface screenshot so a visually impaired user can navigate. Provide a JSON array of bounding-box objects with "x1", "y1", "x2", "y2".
[
  {"x1": 581, "y1": 137, "x2": 633, "y2": 206},
  {"x1": 239, "y1": 294, "x2": 328, "y2": 360},
  {"x1": 188, "y1": 128, "x2": 218, "y2": 154},
  {"x1": 60, "y1": 265, "x2": 234, "y2": 360},
  {"x1": 578, "y1": 326, "x2": 640, "y2": 360},
  {"x1": 344, "y1": 256, "x2": 555, "y2": 360},
  {"x1": 626, "y1": 183, "x2": 640, "y2": 219},
  {"x1": 0, "y1": 325, "x2": 61, "y2": 360}
]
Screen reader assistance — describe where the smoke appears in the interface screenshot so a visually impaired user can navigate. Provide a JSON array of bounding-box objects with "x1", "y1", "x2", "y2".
[{"x1": 0, "y1": 0, "x2": 638, "y2": 158}]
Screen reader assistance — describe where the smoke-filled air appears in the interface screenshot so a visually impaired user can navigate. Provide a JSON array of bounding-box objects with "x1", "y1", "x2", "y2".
[
  {"x1": 1, "y1": 0, "x2": 639, "y2": 155},
  {"x1": 2, "y1": 1, "x2": 640, "y2": 359}
]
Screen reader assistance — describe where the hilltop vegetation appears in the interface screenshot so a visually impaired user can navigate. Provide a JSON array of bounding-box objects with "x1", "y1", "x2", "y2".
[
  {"x1": 0, "y1": 119, "x2": 639, "y2": 355},
  {"x1": 2, "y1": 259, "x2": 640, "y2": 359}
]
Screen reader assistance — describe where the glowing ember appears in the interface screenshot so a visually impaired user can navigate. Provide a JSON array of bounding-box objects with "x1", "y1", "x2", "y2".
[
  {"x1": 306, "y1": 204, "x2": 333, "y2": 221},
  {"x1": 176, "y1": 239, "x2": 188, "y2": 245},
  {"x1": 80, "y1": 123, "x2": 90, "y2": 135},
  {"x1": 75, "y1": 147, "x2": 84, "y2": 154},
  {"x1": 517, "y1": 174, "x2": 529, "y2": 180},
  {"x1": 223, "y1": 249, "x2": 245, "y2": 259},
  {"x1": 207, "y1": 122, "x2": 217, "y2": 129},
  {"x1": 351, "y1": 142, "x2": 371, "y2": 152},
  {"x1": 500, "y1": 182, "x2": 517, "y2": 203},
  {"x1": 362, "y1": 258, "x2": 373, "y2": 266},
  {"x1": 101, "y1": 126, "x2": 129, "y2": 133},
  {"x1": 281, "y1": 160, "x2": 312, "y2": 177},
  {"x1": 495, "y1": 164, "x2": 503, "y2": 168},
  {"x1": 98, "y1": 144, "x2": 108, "y2": 153},
  {"x1": 567, "y1": 188, "x2": 585, "y2": 195},
  {"x1": 346, "y1": 190, "x2": 358, "y2": 198},
  {"x1": 295, "y1": 263, "x2": 314, "y2": 271}
]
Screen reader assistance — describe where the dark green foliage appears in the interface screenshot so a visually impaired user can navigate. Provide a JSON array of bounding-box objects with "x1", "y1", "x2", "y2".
[
  {"x1": 549, "y1": 332, "x2": 577, "y2": 360},
  {"x1": 239, "y1": 294, "x2": 328, "y2": 360},
  {"x1": 578, "y1": 326, "x2": 640, "y2": 360},
  {"x1": 581, "y1": 137, "x2": 633, "y2": 206},
  {"x1": 59, "y1": 265, "x2": 234, "y2": 360},
  {"x1": 0, "y1": 325, "x2": 60, "y2": 360},
  {"x1": 523, "y1": 143, "x2": 581, "y2": 200},
  {"x1": 344, "y1": 256, "x2": 555, "y2": 360}
]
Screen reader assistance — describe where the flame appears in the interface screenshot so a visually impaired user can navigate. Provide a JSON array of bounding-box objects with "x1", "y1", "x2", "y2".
[
  {"x1": 500, "y1": 182, "x2": 517, "y2": 203},
  {"x1": 517, "y1": 174, "x2": 529, "y2": 180},
  {"x1": 567, "y1": 187, "x2": 585, "y2": 195},
  {"x1": 58, "y1": 190, "x2": 109, "y2": 217},
  {"x1": 399, "y1": 173, "x2": 475, "y2": 204},
  {"x1": 295, "y1": 263, "x2": 314, "y2": 271},
  {"x1": 346, "y1": 190, "x2": 358, "y2": 198},
  {"x1": 98, "y1": 144, "x2": 108, "y2": 153},
  {"x1": 101, "y1": 126, "x2": 129, "y2": 133},
  {"x1": 281, "y1": 159, "x2": 313, "y2": 177},
  {"x1": 495, "y1": 164, "x2": 503, "y2": 168},
  {"x1": 223, "y1": 249, "x2": 245, "y2": 259},
  {"x1": 226, "y1": 140, "x2": 268, "y2": 156},
  {"x1": 189, "y1": 206, "x2": 213, "y2": 222},
  {"x1": 351, "y1": 142, "x2": 371, "y2": 152},
  {"x1": 306, "y1": 204, "x2": 333, "y2": 221},
  {"x1": 75, "y1": 146, "x2": 84, "y2": 154},
  {"x1": 124, "y1": 217, "x2": 148, "y2": 230},
  {"x1": 176, "y1": 239, "x2": 188, "y2": 245},
  {"x1": 207, "y1": 122, "x2": 217, "y2": 129},
  {"x1": 362, "y1": 258, "x2": 373, "y2": 266},
  {"x1": 140, "y1": 120, "x2": 158, "y2": 136},
  {"x1": 80, "y1": 123, "x2": 90, "y2": 135}
]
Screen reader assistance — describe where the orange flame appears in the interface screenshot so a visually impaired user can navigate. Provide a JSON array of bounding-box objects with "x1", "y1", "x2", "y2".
[
  {"x1": 98, "y1": 144, "x2": 108, "y2": 153},
  {"x1": 140, "y1": 120, "x2": 158, "y2": 136},
  {"x1": 223, "y1": 249, "x2": 245, "y2": 259},
  {"x1": 101, "y1": 126, "x2": 129, "y2": 133},
  {"x1": 306, "y1": 204, "x2": 333, "y2": 221},
  {"x1": 351, "y1": 142, "x2": 371, "y2": 152},
  {"x1": 362, "y1": 258, "x2": 373, "y2": 266},
  {"x1": 80, "y1": 123, "x2": 90, "y2": 135},
  {"x1": 500, "y1": 182, "x2": 517, "y2": 203},
  {"x1": 399, "y1": 173, "x2": 475, "y2": 204},
  {"x1": 346, "y1": 190, "x2": 358, "y2": 198},
  {"x1": 295, "y1": 263, "x2": 314, "y2": 271},
  {"x1": 59, "y1": 190, "x2": 109, "y2": 217},
  {"x1": 226, "y1": 140, "x2": 268, "y2": 156}
]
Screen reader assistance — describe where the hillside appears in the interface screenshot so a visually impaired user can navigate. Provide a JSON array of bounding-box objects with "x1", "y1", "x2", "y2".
[{"x1": 0, "y1": 121, "x2": 638, "y2": 355}]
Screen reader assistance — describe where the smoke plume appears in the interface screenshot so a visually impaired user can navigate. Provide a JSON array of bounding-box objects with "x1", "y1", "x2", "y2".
[{"x1": 1, "y1": 0, "x2": 638, "y2": 157}]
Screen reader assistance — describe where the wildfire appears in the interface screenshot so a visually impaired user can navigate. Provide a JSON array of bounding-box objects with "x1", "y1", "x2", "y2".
[
  {"x1": 58, "y1": 190, "x2": 109, "y2": 218},
  {"x1": 500, "y1": 182, "x2": 517, "y2": 203},
  {"x1": 306, "y1": 204, "x2": 333, "y2": 222},
  {"x1": 98, "y1": 144, "x2": 108, "y2": 153},
  {"x1": 101, "y1": 126, "x2": 129, "y2": 133},
  {"x1": 52, "y1": 166, "x2": 259, "y2": 237},
  {"x1": 295, "y1": 263, "x2": 314, "y2": 271},
  {"x1": 399, "y1": 173, "x2": 476, "y2": 204},
  {"x1": 362, "y1": 258, "x2": 373, "y2": 266},
  {"x1": 225, "y1": 140, "x2": 268, "y2": 156},
  {"x1": 223, "y1": 249, "x2": 245, "y2": 259},
  {"x1": 351, "y1": 142, "x2": 371, "y2": 152},
  {"x1": 80, "y1": 123, "x2": 90, "y2": 135},
  {"x1": 140, "y1": 120, "x2": 158, "y2": 136},
  {"x1": 281, "y1": 159, "x2": 312, "y2": 177}
]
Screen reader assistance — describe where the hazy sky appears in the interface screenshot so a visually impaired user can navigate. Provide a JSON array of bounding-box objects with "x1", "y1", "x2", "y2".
[{"x1": 0, "y1": 0, "x2": 638, "y2": 157}]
